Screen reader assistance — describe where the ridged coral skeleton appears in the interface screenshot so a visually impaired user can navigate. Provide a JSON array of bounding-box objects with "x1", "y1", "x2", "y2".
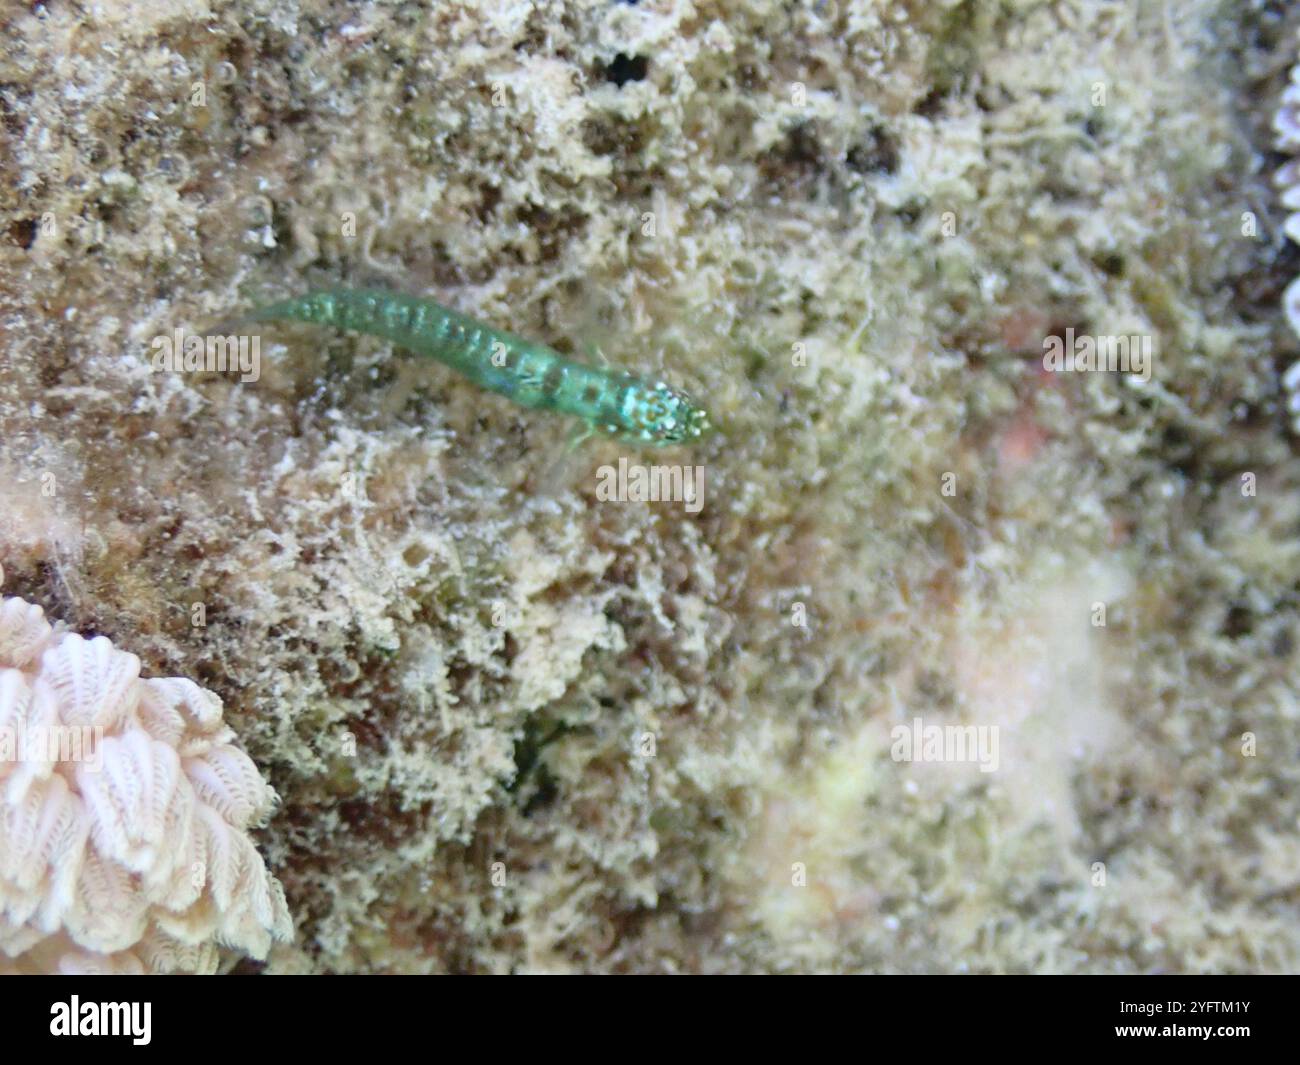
[
  {"x1": 0, "y1": 567, "x2": 291, "y2": 973},
  {"x1": 1273, "y1": 28, "x2": 1300, "y2": 432}
]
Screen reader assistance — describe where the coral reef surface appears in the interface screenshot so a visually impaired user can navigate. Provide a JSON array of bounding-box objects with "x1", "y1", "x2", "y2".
[{"x1": 0, "y1": 0, "x2": 1297, "y2": 973}]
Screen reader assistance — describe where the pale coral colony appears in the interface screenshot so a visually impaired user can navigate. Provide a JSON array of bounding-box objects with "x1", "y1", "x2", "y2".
[{"x1": 0, "y1": 566, "x2": 291, "y2": 974}]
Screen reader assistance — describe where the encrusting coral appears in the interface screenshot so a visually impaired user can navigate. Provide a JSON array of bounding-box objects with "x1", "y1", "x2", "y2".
[
  {"x1": 0, "y1": 565, "x2": 291, "y2": 974},
  {"x1": 1273, "y1": 25, "x2": 1300, "y2": 432}
]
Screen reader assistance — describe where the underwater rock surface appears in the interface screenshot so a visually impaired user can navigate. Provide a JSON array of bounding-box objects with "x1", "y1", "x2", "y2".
[{"x1": 0, "y1": 0, "x2": 1297, "y2": 972}]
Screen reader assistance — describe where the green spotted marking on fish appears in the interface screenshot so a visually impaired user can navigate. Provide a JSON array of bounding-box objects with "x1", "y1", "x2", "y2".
[{"x1": 243, "y1": 289, "x2": 714, "y2": 448}]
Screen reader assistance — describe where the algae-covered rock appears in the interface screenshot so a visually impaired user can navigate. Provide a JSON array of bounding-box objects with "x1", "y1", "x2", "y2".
[{"x1": 0, "y1": 0, "x2": 1297, "y2": 972}]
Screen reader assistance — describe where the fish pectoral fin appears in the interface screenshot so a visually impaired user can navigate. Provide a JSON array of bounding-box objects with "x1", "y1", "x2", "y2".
[{"x1": 566, "y1": 422, "x2": 596, "y2": 452}]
